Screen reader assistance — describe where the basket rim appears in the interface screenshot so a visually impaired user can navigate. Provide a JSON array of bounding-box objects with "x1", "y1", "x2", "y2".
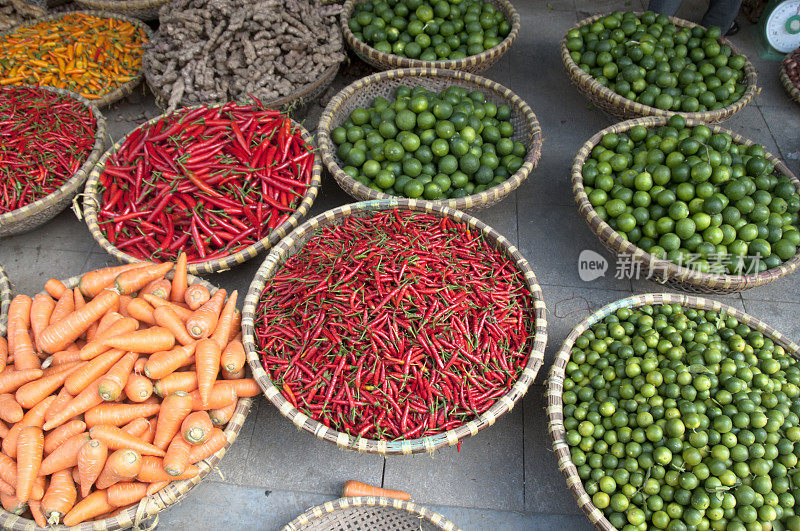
[
  {"x1": 561, "y1": 11, "x2": 759, "y2": 122},
  {"x1": 0, "y1": 264, "x2": 9, "y2": 338},
  {"x1": 283, "y1": 495, "x2": 462, "y2": 531},
  {"x1": 74, "y1": 0, "x2": 170, "y2": 12},
  {"x1": 0, "y1": 85, "x2": 107, "y2": 238},
  {"x1": 241, "y1": 198, "x2": 548, "y2": 455},
  {"x1": 317, "y1": 67, "x2": 543, "y2": 211},
  {"x1": 0, "y1": 272, "x2": 254, "y2": 531},
  {"x1": 81, "y1": 103, "x2": 322, "y2": 275},
  {"x1": 546, "y1": 292, "x2": 800, "y2": 531},
  {"x1": 340, "y1": 0, "x2": 520, "y2": 72},
  {"x1": 780, "y1": 50, "x2": 800, "y2": 106},
  {"x1": 572, "y1": 115, "x2": 800, "y2": 291},
  {"x1": 0, "y1": 10, "x2": 152, "y2": 108}
]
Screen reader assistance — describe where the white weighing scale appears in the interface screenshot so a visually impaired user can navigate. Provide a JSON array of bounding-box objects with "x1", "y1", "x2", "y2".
[{"x1": 753, "y1": 0, "x2": 800, "y2": 60}]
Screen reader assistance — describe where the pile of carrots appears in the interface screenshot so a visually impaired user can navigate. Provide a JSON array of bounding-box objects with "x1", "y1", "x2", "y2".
[{"x1": 0, "y1": 257, "x2": 257, "y2": 526}]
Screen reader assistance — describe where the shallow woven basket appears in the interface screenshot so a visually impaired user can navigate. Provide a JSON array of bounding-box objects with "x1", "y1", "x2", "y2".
[
  {"x1": 0, "y1": 86, "x2": 106, "y2": 238},
  {"x1": 341, "y1": 0, "x2": 519, "y2": 73},
  {"x1": 143, "y1": 48, "x2": 341, "y2": 114},
  {"x1": 561, "y1": 13, "x2": 759, "y2": 123},
  {"x1": 573, "y1": 116, "x2": 800, "y2": 294},
  {"x1": 0, "y1": 272, "x2": 253, "y2": 531},
  {"x1": 0, "y1": 11, "x2": 152, "y2": 108},
  {"x1": 82, "y1": 104, "x2": 322, "y2": 275},
  {"x1": 318, "y1": 68, "x2": 542, "y2": 211},
  {"x1": 0, "y1": 264, "x2": 9, "y2": 337},
  {"x1": 74, "y1": 0, "x2": 169, "y2": 20},
  {"x1": 547, "y1": 292, "x2": 800, "y2": 530},
  {"x1": 780, "y1": 50, "x2": 800, "y2": 106},
  {"x1": 284, "y1": 496, "x2": 461, "y2": 531},
  {"x1": 242, "y1": 198, "x2": 547, "y2": 455}
]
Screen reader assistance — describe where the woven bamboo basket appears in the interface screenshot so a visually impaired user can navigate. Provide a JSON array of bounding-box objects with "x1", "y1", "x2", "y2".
[
  {"x1": 573, "y1": 116, "x2": 800, "y2": 293},
  {"x1": 82, "y1": 104, "x2": 322, "y2": 275},
  {"x1": 284, "y1": 496, "x2": 461, "y2": 530},
  {"x1": 0, "y1": 272, "x2": 253, "y2": 531},
  {"x1": 0, "y1": 86, "x2": 106, "y2": 238},
  {"x1": 318, "y1": 68, "x2": 542, "y2": 211},
  {"x1": 242, "y1": 198, "x2": 547, "y2": 455},
  {"x1": 74, "y1": 0, "x2": 168, "y2": 20},
  {"x1": 780, "y1": 49, "x2": 800, "y2": 106},
  {"x1": 547, "y1": 292, "x2": 800, "y2": 531},
  {"x1": 0, "y1": 264, "x2": 9, "y2": 337},
  {"x1": 341, "y1": 0, "x2": 519, "y2": 73},
  {"x1": 143, "y1": 49, "x2": 341, "y2": 114},
  {"x1": 561, "y1": 13, "x2": 759, "y2": 123}
]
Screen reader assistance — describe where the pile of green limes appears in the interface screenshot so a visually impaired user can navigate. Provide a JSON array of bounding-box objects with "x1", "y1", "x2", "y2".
[
  {"x1": 564, "y1": 303, "x2": 800, "y2": 530},
  {"x1": 348, "y1": 0, "x2": 511, "y2": 61},
  {"x1": 582, "y1": 115, "x2": 800, "y2": 274},
  {"x1": 330, "y1": 84, "x2": 527, "y2": 200},
  {"x1": 565, "y1": 11, "x2": 749, "y2": 112}
]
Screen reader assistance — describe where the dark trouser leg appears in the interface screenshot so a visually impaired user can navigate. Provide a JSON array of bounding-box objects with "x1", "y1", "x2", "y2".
[
  {"x1": 701, "y1": 0, "x2": 743, "y2": 32},
  {"x1": 647, "y1": 0, "x2": 683, "y2": 15}
]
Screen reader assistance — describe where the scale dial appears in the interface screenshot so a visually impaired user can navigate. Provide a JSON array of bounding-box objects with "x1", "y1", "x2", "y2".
[{"x1": 766, "y1": 0, "x2": 800, "y2": 53}]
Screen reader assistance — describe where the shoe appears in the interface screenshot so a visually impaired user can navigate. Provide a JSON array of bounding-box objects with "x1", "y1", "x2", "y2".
[{"x1": 726, "y1": 21, "x2": 740, "y2": 36}]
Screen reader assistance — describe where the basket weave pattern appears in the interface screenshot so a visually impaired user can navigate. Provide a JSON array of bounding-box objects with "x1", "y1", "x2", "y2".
[
  {"x1": 572, "y1": 116, "x2": 800, "y2": 293},
  {"x1": 547, "y1": 292, "x2": 800, "y2": 531},
  {"x1": 0, "y1": 265, "x2": 9, "y2": 337},
  {"x1": 780, "y1": 50, "x2": 800, "y2": 106},
  {"x1": 82, "y1": 104, "x2": 322, "y2": 275},
  {"x1": 0, "y1": 11, "x2": 152, "y2": 108},
  {"x1": 341, "y1": 0, "x2": 519, "y2": 73},
  {"x1": 284, "y1": 496, "x2": 461, "y2": 531},
  {"x1": 0, "y1": 86, "x2": 106, "y2": 238},
  {"x1": 74, "y1": 0, "x2": 168, "y2": 21},
  {"x1": 318, "y1": 68, "x2": 542, "y2": 211},
  {"x1": 561, "y1": 13, "x2": 759, "y2": 123},
  {"x1": 0, "y1": 272, "x2": 253, "y2": 531},
  {"x1": 242, "y1": 199, "x2": 547, "y2": 455}
]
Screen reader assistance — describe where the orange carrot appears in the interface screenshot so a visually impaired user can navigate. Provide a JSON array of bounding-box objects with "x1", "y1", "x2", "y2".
[
  {"x1": 209, "y1": 403, "x2": 236, "y2": 426},
  {"x1": 188, "y1": 428, "x2": 227, "y2": 463},
  {"x1": 78, "y1": 263, "x2": 150, "y2": 298},
  {"x1": 230, "y1": 312, "x2": 241, "y2": 336},
  {"x1": 95, "y1": 311, "x2": 125, "y2": 336},
  {"x1": 210, "y1": 290, "x2": 238, "y2": 350},
  {"x1": 163, "y1": 435, "x2": 191, "y2": 476},
  {"x1": 154, "y1": 371, "x2": 198, "y2": 397},
  {"x1": 38, "y1": 290, "x2": 120, "y2": 354},
  {"x1": 181, "y1": 411, "x2": 213, "y2": 445},
  {"x1": 0, "y1": 393, "x2": 23, "y2": 423},
  {"x1": 118, "y1": 295, "x2": 133, "y2": 317},
  {"x1": 342, "y1": 480, "x2": 411, "y2": 500},
  {"x1": 146, "y1": 480, "x2": 169, "y2": 496},
  {"x1": 30, "y1": 293, "x2": 55, "y2": 351},
  {"x1": 78, "y1": 317, "x2": 138, "y2": 361},
  {"x1": 153, "y1": 391, "x2": 193, "y2": 451},
  {"x1": 97, "y1": 352, "x2": 139, "y2": 401},
  {"x1": 141, "y1": 418, "x2": 157, "y2": 445},
  {"x1": 189, "y1": 383, "x2": 237, "y2": 411},
  {"x1": 185, "y1": 289, "x2": 226, "y2": 339},
  {"x1": 9, "y1": 295, "x2": 40, "y2": 371},
  {"x1": 220, "y1": 339, "x2": 246, "y2": 375},
  {"x1": 65, "y1": 348, "x2": 126, "y2": 395},
  {"x1": 103, "y1": 326, "x2": 175, "y2": 354},
  {"x1": 40, "y1": 359, "x2": 82, "y2": 377},
  {"x1": 225, "y1": 378, "x2": 260, "y2": 398},
  {"x1": 171, "y1": 253, "x2": 188, "y2": 304},
  {"x1": 5, "y1": 295, "x2": 27, "y2": 357},
  {"x1": 114, "y1": 262, "x2": 173, "y2": 295},
  {"x1": 154, "y1": 305, "x2": 195, "y2": 346},
  {"x1": 62, "y1": 489, "x2": 114, "y2": 526},
  {"x1": 42, "y1": 378, "x2": 104, "y2": 431},
  {"x1": 44, "y1": 278, "x2": 67, "y2": 299},
  {"x1": 1, "y1": 491, "x2": 26, "y2": 515},
  {"x1": 31, "y1": 474, "x2": 46, "y2": 501},
  {"x1": 0, "y1": 453, "x2": 16, "y2": 488},
  {"x1": 195, "y1": 338, "x2": 221, "y2": 407},
  {"x1": 41, "y1": 469, "x2": 77, "y2": 526},
  {"x1": 50, "y1": 349, "x2": 82, "y2": 365},
  {"x1": 77, "y1": 438, "x2": 107, "y2": 497},
  {"x1": 223, "y1": 367, "x2": 247, "y2": 380},
  {"x1": 85, "y1": 403, "x2": 160, "y2": 428},
  {"x1": 0, "y1": 476, "x2": 12, "y2": 496},
  {"x1": 142, "y1": 279, "x2": 171, "y2": 300},
  {"x1": 124, "y1": 374, "x2": 153, "y2": 403},
  {"x1": 43, "y1": 419, "x2": 86, "y2": 455},
  {"x1": 144, "y1": 343, "x2": 196, "y2": 380},
  {"x1": 107, "y1": 482, "x2": 148, "y2": 507},
  {"x1": 0, "y1": 419, "x2": 8, "y2": 438},
  {"x1": 44, "y1": 387, "x2": 73, "y2": 424},
  {"x1": 38, "y1": 432, "x2": 91, "y2": 476},
  {"x1": 143, "y1": 294, "x2": 193, "y2": 320},
  {"x1": 95, "y1": 449, "x2": 142, "y2": 489},
  {"x1": 72, "y1": 288, "x2": 86, "y2": 312},
  {"x1": 183, "y1": 284, "x2": 210, "y2": 311},
  {"x1": 0, "y1": 368, "x2": 41, "y2": 394},
  {"x1": 29, "y1": 499, "x2": 48, "y2": 527},
  {"x1": 89, "y1": 425, "x2": 165, "y2": 457},
  {"x1": 122, "y1": 418, "x2": 151, "y2": 438},
  {"x1": 49, "y1": 289, "x2": 74, "y2": 326},
  {"x1": 15, "y1": 425, "x2": 44, "y2": 503},
  {"x1": 0, "y1": 337, "x2": 7, "y2": 373},
  {"x1": 137, "y1": 456, "x2": 198, "y2": 482},
  {"x1": 126, "y1": 297, "x2": 156, "y2": 325},
  {"x1": 3, "y1": 395, "x2": 55, "y2": 458}
]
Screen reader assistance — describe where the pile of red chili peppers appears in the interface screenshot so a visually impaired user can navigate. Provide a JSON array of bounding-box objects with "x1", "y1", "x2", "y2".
[
  {"x1": 255, "y1": 210, "x2": 535, "y2": 441},
  {"x1": 95, "y1": 100, "x2": 314, "y2": 263},
  {"x1": 0, "y1": 86, "x2": 96, "y2": 214}
]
